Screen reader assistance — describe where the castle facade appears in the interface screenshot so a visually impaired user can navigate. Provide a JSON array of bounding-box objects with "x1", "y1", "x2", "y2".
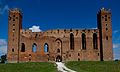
[{"x1": 7, "y1": 8, "x2": 113, "y2": 63}]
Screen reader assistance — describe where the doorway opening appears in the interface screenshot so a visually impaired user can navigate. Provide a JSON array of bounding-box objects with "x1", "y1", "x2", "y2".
[{"x1": 56, "y1": 55, "x2": 62, "y2": 62}]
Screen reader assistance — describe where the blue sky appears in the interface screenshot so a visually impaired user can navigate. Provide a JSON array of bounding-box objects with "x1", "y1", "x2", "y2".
[{"x1": 0, "y1": 0, "x2": 120, "y2": 59}]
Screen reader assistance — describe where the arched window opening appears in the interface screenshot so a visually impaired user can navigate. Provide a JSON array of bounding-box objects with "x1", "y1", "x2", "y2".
[
  {"x1": 35, "y1": 34, "x2": 38, "y2": 38},
  {"x1": 12, "y1": 48, "x2": 14, "y2": 52},
  {"x1": 44, "y1": 43, "x2": 49, "y2": 52},
  {"x1": 78, "y1": 53, "x2": 80, "y2": 56},
  {"x1": 32, "y1": 43, "x2": 37, "y2": 52},
  {"x1": 13, "y1": 15, "x2": 15, "y2": 17},
  {"x1": 29, "y1": 54, "x2": 31, "y2": 56},
  {"x1": 57, "y1": 49, "x2": 60, "y2": 53},
  {"x1": 106, "y1": 36, "x2": 108, "y2": 40},
  {"x1": 70, "y1": 33, "x2": 74, "y2": 50},
  {"x1": 21, "y1": 43, "x2": 25, "y2": 52},
  {"x1": 82, "y1": 33, "x2": 86, "y2": 50},
  {"x1": 13, "y1": 19, "x2": 15, "y2": 21},
  {"x1": 93, "y1": 33, "x2": 98, "y2": 49},
  {"x1": 69, "y1": 54, "x2": 71, "y2": 57},
  {"x1": 29, "y1": 58, "x2": 31, "y2": 62},
  {"x1": 56, "y1": 55, "x2": 62, "y2": 62},
  {"x1": 98, "y1": 53, "x2": 99, "y2": 56}
]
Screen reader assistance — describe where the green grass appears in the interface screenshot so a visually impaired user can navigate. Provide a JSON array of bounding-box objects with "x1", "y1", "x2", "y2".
[
  {"x1": 1, "y1": 61, "x2": 120, "y2": 72},
  {"x1": 65, "y1": 61, "x2": 120, "y2": 72},
  {"x1": 0, "y1": 62, "x2": 58, "y2": 72}
]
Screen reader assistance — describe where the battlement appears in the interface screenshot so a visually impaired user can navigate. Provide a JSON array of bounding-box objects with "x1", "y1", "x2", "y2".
[
  {"x1": 20, "y1": 28, "x2": 99, "y2": 39},
  {"x1": 42, "y1": 29, "x2": 99, "y2": 38},
  {"x1": 97, "y1": 7, "x2": 111, "y2": 14},
  {"x1": 101, "y1": 7, "x2": 111, "y2": 11},
  {"x1": 44, "y1": 28, "x2": 99, "y2": 34},
  {"x1": 9, "y1": 8, "x2": 23, "y2": 15},
  {"x1": 21, "y1": 29, "x2": 43, "y2": 38}
]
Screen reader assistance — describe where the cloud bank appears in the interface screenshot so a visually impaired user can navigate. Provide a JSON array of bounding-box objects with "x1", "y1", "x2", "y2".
[
  {"x1": 113, "y1": 43, "x2": 120, "y2": 48},
  {"x1": 0, "y1": 39, "x2": 7, "y2": 46},
  {"x1": 113, "y1": 30, "x2": 120, "y2": 59},
  {"x1": 29, "y1": 25, "x2": 42, "y2": 32},
  {"x1": 0, "y1": 39, "x2": 7, "y2": 55}
]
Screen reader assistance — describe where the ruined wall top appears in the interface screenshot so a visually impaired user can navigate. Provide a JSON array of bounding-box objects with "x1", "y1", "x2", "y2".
[
  {"x1": 20, "y1": 28, "x2": 99, "y2": 39},
  {"x1": 9, "y1": 8, "x2": 23, "y2": 15},
  {"x1": 98, "y1": 7, "x2": 111, "y2": 14}
]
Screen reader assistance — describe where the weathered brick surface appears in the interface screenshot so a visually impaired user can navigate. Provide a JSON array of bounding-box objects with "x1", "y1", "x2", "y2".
[{"x1": 7, "y1": 8, "x2": 113, "y2": 63}]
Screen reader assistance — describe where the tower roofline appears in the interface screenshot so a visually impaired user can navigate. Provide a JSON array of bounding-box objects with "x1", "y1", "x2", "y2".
[
  {"x1": 97, "y1": 7, "x2": 111, "y2": 14},
  {"x1": 9, "y1": 8, "x2": 23, "y2": 15},
  {"x1": 100, "y1": 7, "x2": 111, "y2": 11}
]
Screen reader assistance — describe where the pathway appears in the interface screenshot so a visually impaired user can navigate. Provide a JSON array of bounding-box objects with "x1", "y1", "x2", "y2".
[{"x1": 56, "y1": 62, "x2": 76, "y2": 72}]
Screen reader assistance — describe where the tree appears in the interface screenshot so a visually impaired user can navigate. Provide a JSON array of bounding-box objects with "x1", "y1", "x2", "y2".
[{"x1": 1, "y1": 54, "x2": 7, "y2": 63}]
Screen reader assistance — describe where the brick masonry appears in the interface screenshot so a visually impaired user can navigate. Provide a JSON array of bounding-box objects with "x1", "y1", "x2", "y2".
[{"x1": 7, "y1": 8, "x2": 113, "y2": 63}]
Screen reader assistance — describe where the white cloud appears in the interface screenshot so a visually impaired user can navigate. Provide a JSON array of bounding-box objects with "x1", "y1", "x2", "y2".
[
  {"x1": 0, "y1": 46, "x2": 7, "y2": 55},
  {"x1": 113, "y1": 43, "x2": 120, "y2": 48},
  {"x1": 0, "y1": 5, "x2": 9, "y2": 15},
  {"x1": 29, "y1": 25, "x2": 42, "y2": 32},
  {"x1": 114, "y1": 53, "x2": 120, "y2": 60},
  {"x1": 0, "y1": 39, "x2": 7, "y2": 46},
  {"x1": 0, "y1": 39, "x2": 7, "y2": 55},
  {"x1": 113, "y1": 47, "x2": 120, "y2": 60},
  {"x1": 91, "y1": 27, "x2": 97, "y2": 29}
]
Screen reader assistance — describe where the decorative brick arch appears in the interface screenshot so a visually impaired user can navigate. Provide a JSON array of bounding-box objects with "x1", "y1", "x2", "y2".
[
  {"x1": 82, "y1": 33, "x2": 86, "y2": 50},
  {"x1": 21, "y1": 43, "x2": 25, "y2": 52},
  {"x1": 32, "y1": 43, "x2": 37, "y2": 52},
  {"x1": 93, "y1": 33, "x2": 98, "y2": 49},
  {"x1": 44, "y1": 43, "x2": 49, "y2": 53},
  {"x1": 55, "y1": 38, "x2": 62, "y2": 62},
  {"x1": 70, "y1": 33, "x2": 74, "y2": 50},
  {"x1": 56, "y1": 55, "x2": 62, "y2": 62}
]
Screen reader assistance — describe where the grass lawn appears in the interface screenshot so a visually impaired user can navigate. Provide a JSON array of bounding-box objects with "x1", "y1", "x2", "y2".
[
  {"x1": 0, "y1": 61, "x2": 120, "y2": 72},
  {"x1": 0, "y1": 62, "x2": 58, "y2": 72},
  {"x1": 65, "y1": 61, "x2": 120, "y2": 72}
]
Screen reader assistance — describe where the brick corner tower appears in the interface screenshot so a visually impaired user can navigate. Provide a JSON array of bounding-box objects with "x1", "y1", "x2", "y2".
[
  {"x1": 7, "y1": 8, "x2": 22, "y2": 63},
  {"x1": 97, "y1": 8, "x2": 113, "y2": 61}
]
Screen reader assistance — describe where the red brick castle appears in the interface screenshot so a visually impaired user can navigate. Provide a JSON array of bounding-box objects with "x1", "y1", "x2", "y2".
[{"x1": 7, "y1": 8, "x2": 113, "y2": 63}]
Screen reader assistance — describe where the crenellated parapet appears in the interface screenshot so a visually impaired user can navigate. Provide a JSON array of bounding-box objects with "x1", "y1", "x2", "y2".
[
  {"x1": 8, "y1": 8, "x2": 23, "y2": 16},
  {"x1": 43, "y1": 29, "x2": 99, "y2": 38},
  {"x1": 20, "y1": 29, "x2": 43, "y2": 38}
]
